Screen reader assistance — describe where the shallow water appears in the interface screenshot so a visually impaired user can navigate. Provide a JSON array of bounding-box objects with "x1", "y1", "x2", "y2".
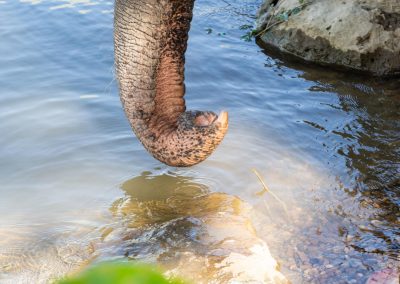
[{"x1": 0, "y1": 0, "x2": 399, "y2": 283}]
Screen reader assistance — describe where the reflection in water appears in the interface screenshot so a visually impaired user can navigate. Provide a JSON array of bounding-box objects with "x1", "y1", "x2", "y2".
[
  {"x1": 0, "y1": 223, "x2": 96, "y2": 284},
  {"x1": 19, "y1": 0, "x2": 113, "y2": 14},
  {"x1": 256, "y1": 46, "x2": 400, "y2": 281},
  {"x1": 95, "y1": 172, "x2": 288, "y2": 284},
  {"x1": 0, "y1": 0, "x2": 399, "y2": 283},
  {"x1": 299, "y1": 67, "x2": 400, "y2": 259}
]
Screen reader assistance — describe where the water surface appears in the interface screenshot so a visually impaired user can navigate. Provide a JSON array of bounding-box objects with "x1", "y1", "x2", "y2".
[{"x1": 0, "y1": 0, "x2": 399, "y2": 283}]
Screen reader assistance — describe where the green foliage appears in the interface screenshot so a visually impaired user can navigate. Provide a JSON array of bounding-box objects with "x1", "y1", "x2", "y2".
[
  {"x1": 241, "y1": 29, "x2": 258, "y2": 42},
  {"x1": 291, "y1": 6, "x2": 302, "y2": 15},
  {"x1": 239, "y1": 24, "x2": 254, "y2": 30},
  {"x1": 204, "y1": 27, "x2": 213, "y2": 34},
  {"x1": 276, "y1": 11, "x2": 289, "y2": 22},
  {"x1": 58, "y1": 262, "x2": 186, "y2": 284},
  {"x1": 255, "y1": 1, "x2": 311, "y2": 37},
  {"x1": 240, "y1": 24, "x2": 257, "y2": 42}
]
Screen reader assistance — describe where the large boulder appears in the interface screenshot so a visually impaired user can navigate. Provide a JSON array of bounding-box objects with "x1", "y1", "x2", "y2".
[{"x1": 256, "y1": 0, "x2": 400, "y2": 76}]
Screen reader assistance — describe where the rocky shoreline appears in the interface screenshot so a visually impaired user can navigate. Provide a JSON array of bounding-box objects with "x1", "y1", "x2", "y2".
[{"x1": 255, "y1": 0, "x2": 400, "y2": 76}]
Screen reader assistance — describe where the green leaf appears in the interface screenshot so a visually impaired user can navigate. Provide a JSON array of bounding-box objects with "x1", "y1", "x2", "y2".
[
  {"x1": 58, "y1": 262, "x2": 186, "y2": 284},
  {"x1": 205, "y1": 28, "x2": 212, "y2": 34},
  {"x1": 239, "y1": 24, "x2": 253, "y2": 30},
  {"x1": 241, "y1": 33, "x2": 252, "y2": 42},
  {"x1": 292, "y1": 7, "x2": 302, "y2": 15},
  {"x1": 283, "y1": 12, "x2": 289, "y2": 21},
  {"x1": 276, "y1": 12, "x2": 289, "y2": 22}
]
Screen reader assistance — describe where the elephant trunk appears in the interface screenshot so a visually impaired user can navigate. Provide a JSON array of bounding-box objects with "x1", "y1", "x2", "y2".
[{"x1": 114, "y1": 0, "x2": 228, "y2": 166}]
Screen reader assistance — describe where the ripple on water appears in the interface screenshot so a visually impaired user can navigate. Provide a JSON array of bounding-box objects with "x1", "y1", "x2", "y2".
[
  {"x1": 0, "y1": 0, "x2": 399, "y2": 283},
  {"x1": 94, "y1": 172, "x2": 288, "y2": 284}
]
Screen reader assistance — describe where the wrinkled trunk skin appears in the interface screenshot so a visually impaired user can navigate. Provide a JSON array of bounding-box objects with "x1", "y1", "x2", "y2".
[{"x1": 114, "y1": 0, "x2": 228, "y2": 167}]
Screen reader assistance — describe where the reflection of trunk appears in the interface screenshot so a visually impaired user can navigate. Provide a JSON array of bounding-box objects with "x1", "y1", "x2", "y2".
[
  {"x1": 105, "y1": 172, "x2": 289, "y2": 283},
  {"x1": 114, "y1": 0, "x2": 228, "y2": 166}
]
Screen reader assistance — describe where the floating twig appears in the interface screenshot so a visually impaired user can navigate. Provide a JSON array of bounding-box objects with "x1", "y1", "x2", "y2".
[{"x1": 252, "y1": 168, "x2": 290, "y2": 218}]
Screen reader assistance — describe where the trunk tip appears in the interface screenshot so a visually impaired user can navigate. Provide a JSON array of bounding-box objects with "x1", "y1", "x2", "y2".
[{"x1": 216, "y1": 111, "x2": 228, "y2": 127}]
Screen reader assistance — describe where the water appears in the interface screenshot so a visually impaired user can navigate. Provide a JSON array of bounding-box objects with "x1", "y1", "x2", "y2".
[{"x1": 0, "y1": 0, "x2": 399, "y2": 283}]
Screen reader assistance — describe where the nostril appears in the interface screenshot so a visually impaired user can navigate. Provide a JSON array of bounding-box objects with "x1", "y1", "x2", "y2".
[
  {"x1": 195, "y1": 114, "x2": 213, "y2": 126},
  {"x1": 193, "y1": 112, "x2": 218, "y2": 127}
]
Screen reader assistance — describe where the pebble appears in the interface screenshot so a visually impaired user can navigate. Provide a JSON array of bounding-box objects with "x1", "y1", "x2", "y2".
[
  {"x1": 349, "y1": 259, "x2": 362, "y2": 268},
  {"x1": 372, "y1": 202, "x2": 381, "y2": 208},
  {"x1": 370, "y1": 220, "x2": 381, "y2": 226},
  {"x1": 303, "y1": 268, "x2": 318, "y2": 277}
]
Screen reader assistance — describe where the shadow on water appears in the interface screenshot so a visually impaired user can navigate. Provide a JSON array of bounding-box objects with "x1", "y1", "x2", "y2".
[
  {"x1": 94, "y1": 171, "x2": 288, "y2": 284},
  {"x1": 257, "y1": 42, "x2": 400, "y2": 264},
  {"x1": 303, "y1": 71, "x2": 400, "y2": 260}
]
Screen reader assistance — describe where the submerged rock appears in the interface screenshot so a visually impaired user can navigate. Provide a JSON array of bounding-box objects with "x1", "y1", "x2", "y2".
[
  {"x1": 256, "y1": 0, "x2": 400, "y2": 76},
  {"x1": 366, "y1": 268, "x2": 399, "y2": 284},
  {"x1": 95, "y1": 174, "x2": 289, "y2": 284}
]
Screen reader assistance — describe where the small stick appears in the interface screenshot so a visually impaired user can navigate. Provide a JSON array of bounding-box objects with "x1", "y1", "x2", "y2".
[
  {"x1": 255, "y1": 20, "x2": 284, "y2": 37},
  {"x1": 264, "y1": 4, "x2": 276, "y2": 31},
  {"x1": 255, "y1": 3, "x2": 277, "y2": 37},
  {"x1": 256, "y1": 1, "x2": 312, "y2": 37},
  {"x1": 252, "y1": 169, "x2": 290, "y2": 218},
  {"x1": 253, "y1": 168, "x2": 271, "y2": 195}
]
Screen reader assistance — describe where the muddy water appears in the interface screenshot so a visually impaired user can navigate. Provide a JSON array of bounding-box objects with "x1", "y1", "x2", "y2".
[{"x1": 0, "y1": 0, "x2": 399, "y2": 283}]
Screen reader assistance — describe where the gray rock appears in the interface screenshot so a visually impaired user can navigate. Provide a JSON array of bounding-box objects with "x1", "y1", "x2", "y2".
[{"x1": 256, "y1": 0, "x2": 400, "y2": 76}]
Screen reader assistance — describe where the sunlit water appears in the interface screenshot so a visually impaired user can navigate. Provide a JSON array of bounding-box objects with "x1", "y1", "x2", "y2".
[{"x1": 0, "y1": 0, "x2": 399, "y2": 283}]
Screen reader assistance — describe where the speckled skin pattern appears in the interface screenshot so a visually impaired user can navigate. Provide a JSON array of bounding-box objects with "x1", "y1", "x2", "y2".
[{"x1": 114, "y1": 0, "x2": 228, "y2": 166}]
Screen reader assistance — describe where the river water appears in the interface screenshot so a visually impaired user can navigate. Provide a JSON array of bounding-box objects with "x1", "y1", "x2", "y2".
[{"x1": 0, "y1": 0, "x2": 399, "y2": 283}]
